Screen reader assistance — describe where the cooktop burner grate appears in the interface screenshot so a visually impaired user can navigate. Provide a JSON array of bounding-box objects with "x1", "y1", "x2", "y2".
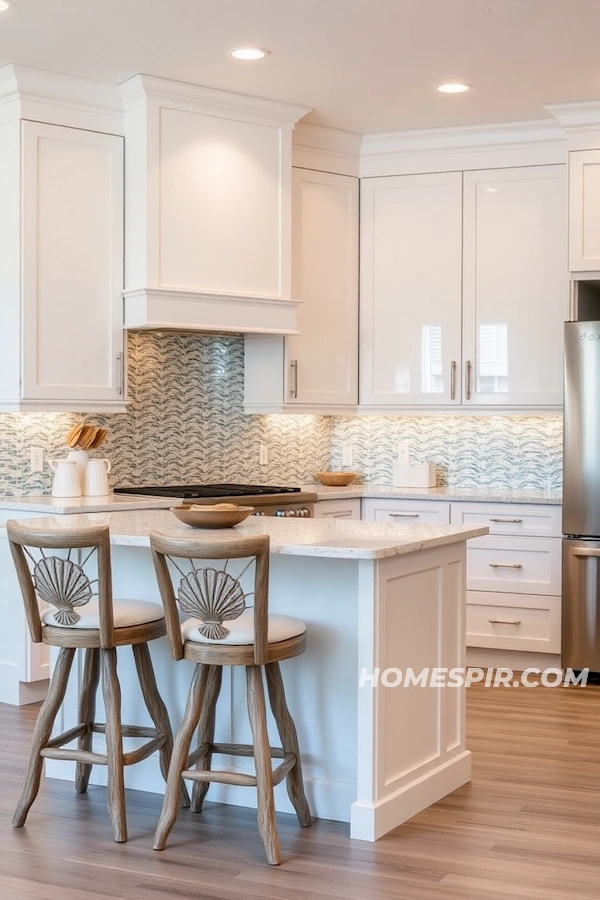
[{"x1": 114, "y1": 484, "x2": 302, "y2": 499}]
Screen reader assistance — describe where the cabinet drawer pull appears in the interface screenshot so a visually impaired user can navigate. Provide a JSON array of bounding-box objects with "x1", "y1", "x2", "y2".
[
  {"x1": 389, "y1": 512, "x2": 420, "y2": 518},
  {"x1": 571, "y1": 548, "x2": 600, "y2": 558},
  {"x1": 290, "y1": 359, "x2": 298, "y2": 399},
  {"x1": 488, "y1": 618, "x2": 522, "y2": 626},
  {"x1": 489, "y1": 517, "x2": 523, "y2": 524},
  {"x1": 488, "y1": 562, "x2": 523, "y2": 569},
  {"x1": 450, "y1": 360, "x2": 457, "y2": 400}
]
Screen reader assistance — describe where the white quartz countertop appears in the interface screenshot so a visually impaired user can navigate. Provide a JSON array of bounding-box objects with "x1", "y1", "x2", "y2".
[
  {"x1": 0, "y1": 509, "x2": 488, "y2": 560},
  {"x1": 0, "y1": 493, "x2": 181, "y2": 513},
  {"x1": 306, "y1": 484, "x2": 562, "y2": 505}
]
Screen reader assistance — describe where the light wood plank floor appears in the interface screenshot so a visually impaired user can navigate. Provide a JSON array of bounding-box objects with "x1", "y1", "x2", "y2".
[{"x1": 1, "y1": 683, "x2": 600, "y2": 899}]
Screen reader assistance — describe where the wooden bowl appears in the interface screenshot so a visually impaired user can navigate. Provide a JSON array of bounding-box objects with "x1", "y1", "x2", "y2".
[
  {"x1": 315, "y1": 471, "x2": 358, "y2": 487},
  {"x1": 171, "y1": 505, "x2": 254, "y2": 529}
]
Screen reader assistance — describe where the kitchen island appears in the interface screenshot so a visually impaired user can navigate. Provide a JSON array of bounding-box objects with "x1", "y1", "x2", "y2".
[{"x1": 1, "y1": 509, "x2": 486, "y2": 841}]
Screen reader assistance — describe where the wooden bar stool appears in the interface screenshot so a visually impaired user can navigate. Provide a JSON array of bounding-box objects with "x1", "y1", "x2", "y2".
[
  {"x1": 150, "y1": 531, "x2": 312, "y2": 865},
  {"x1": 7, "y1": 520, "x2": 188, "y2": 843}
]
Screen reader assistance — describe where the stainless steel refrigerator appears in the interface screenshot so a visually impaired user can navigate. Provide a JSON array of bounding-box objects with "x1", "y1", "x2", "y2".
[{"x1": 563, "y1": 320, "x2": 600, "y2": 671}]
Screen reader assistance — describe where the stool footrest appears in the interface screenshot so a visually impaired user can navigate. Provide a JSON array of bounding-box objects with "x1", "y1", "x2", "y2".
[
  {"x1": 40, "y1": 732, "x2": 166, "y2": 767},
  {"x1": 45, "y1": 724, "x2": 87, "y2": 749},
  {"x1": 93, "y1": 724, "x2": 157, "y2": 739},
  {"x1": 187, "y1": 741, "x2": 285, "y2": 766},
  {"x1": 181, "y1": 751, "x2": 296, "y2": 788}
]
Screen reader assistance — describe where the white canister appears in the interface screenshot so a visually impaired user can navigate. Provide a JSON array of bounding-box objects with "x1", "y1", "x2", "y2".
[
  {"x1": 50, "y1": 460, "x2": 82, "y2": 498},
  {"x1": 84, "y1": 458, "x2": 111, "y2": 497},
  {"x1": 67, "y1": 449, "x2": 89, "y2": 493}
]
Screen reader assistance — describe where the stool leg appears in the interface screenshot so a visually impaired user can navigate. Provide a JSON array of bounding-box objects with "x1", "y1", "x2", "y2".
[
  {"x1": 13, "y1": 646, "x2": 76, "y2": 827},
  {"x1": 100, "y1": 647, "x2": 127, "y2": 843},
  {"x1": 132, "y1": 642, "x2": 190, "y2": 809},
  {"x1": 191, "y1": 664, "x2": 223, "y2": 813},
  {"x1": 75, "y1": 648, "x2": 100, "y2": 794},
  {"x1": 246, "y1": 665, "x2": 281, "y2": 866},
  {"x1": 265, "y1": 663, "x2": 312, "y2": 827},
  {"x1": 154, "y1": 663, "x2": 209, "y2": 851}
]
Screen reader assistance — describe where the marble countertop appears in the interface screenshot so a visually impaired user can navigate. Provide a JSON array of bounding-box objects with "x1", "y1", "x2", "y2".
[
  {"x1": 0, "y1": 509, "x2": 488, "y2": 560},
  {"x1": 306, "y1": 484, "x2": 563, "y2": 505},
  {"x1": 0, "y1": 494, "x2": 180, "y2": 513}
]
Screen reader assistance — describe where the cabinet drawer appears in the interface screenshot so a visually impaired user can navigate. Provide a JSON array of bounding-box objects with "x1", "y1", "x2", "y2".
[
  {"x1": 362, "y1": 499, "x2": 450, "y2": 525},
  {"x1": 466, "y1": 536, "x2": 561, "y2": 595},
  {"x1": 466, "y1": 591, "x2": 560, "y2": 653},
  {"x1": 450, "y1": 502, "x2": 561, "y2": 537},
  {"x1": 314, "y1": 499, "x2": 361, "y2": 519}
]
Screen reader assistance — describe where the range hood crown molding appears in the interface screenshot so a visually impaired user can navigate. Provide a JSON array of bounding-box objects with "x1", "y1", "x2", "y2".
[{"x1": 123, "y1": 287, "x2": 301, "y2": 335}]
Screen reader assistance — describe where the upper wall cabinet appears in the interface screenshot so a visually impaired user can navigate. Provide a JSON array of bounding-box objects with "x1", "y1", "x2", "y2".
[
  {"x1": 568, "y1": 150, "x2": 600, "y2": 274},
  {"x1": 360, "y1": 172, "x2": 463, "y2": 407},
  {"x1": 120, "y1": 75, "x2": 309, "y2": 335},
  {"x1": 244, "y1": 167, "x2": 359, "y2": 412},
  {"x1": 462, "y1": 166, "x2": 567, "y2": 407},
  {"x1": 360, "y1": 164, "x2": 567, "y2": 411},
  {"x1": 0, "y1": 119, "x2": 125, "y2": 412}
]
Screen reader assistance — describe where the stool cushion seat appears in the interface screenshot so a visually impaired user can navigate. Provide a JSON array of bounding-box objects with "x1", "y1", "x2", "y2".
[
  {"x1": 181, "y1": 609, "x2": 306, "y2": 645},
  {"x1": 42, "y1": 598, "x2": 164, "y2": 629}
]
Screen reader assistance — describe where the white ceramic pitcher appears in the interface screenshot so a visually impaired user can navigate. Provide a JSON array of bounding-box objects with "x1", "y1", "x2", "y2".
[
  {"x1": 83, "y1": 458, "x2": 111, "y2": 497},
  {"x1": 49, "y1": 459, "x2": 82, "y2": 498},
  {"x1": 67, "y1": 449, "x2": 89, "y2": 493}
]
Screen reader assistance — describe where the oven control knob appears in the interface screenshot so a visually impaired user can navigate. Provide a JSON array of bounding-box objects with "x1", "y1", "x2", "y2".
[
  {"x1": 275, "y1": 509, "x2": 286, "y2": 517},
  {"x1": 252, "y1": 511, "x2": 265, "y2": 516},
  {"x1": 298, "y1": 507, "x2": 310, "y2": 518}
]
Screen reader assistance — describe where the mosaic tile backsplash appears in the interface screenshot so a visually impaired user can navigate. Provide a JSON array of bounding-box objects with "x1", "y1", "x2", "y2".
[
  {"x1": 0, "y1": 332, "x2": 562, "y2": 496},
  {"x1": 0, "y1": 333, "x2": 332, "y2": 497},
  {"x1": 330, "y1": 415, "x2": 563, "y2": 490}
]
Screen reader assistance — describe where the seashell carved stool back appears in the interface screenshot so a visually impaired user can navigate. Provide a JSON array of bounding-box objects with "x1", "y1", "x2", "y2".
[
  {"x1": 150, "y1": 531, "x2": 312, "y2": 865},
  {"x1": 7, "y1": 520, "x2": 188, "y2": 843}
]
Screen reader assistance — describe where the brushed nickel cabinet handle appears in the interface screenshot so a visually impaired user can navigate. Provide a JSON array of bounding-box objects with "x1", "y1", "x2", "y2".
[
  {"x1": 389, "y1": 512, "x2": 420, "y2": 518},
  {"x1": 489, "y1": 518, "x2": 523, "y2": 524},
  {"x1": 450, "y1": 360, "x2": 457, "y2": 400},
  {"x1": 465, "y1": 360, "x2": 472, "y2": 400},
  {"x1": 117, "y1": 351, "x2": 124, "y2": 396},
  {"x1": 290, "y1": 359, "x2": 298, "y2": 399},
  {"x1": 489, "y1": 618, "x2": 521, "y2": 626},
  {"x1": 571, "y1": 548, "x2": 600, "y2": 558},
  {"x1": 488, "y1": 562, "x2": 523, "y2": 569}
]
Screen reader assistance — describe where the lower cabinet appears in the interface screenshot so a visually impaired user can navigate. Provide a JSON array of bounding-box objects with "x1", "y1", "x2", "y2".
[
  {"x1": 313, "y1": 498, "x2": 361, "y2": 519},
  {"x1": 450, "y1": 502, "x2": 562, "y2": 654}
]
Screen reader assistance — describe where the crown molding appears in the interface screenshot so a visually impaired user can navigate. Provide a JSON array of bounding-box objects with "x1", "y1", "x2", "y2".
[
  {"x1": 545, "y1": 100, "x2": 600, "y2": 130},
  {"x1": 0, "y1": 64, "x2": 123, "y2": 132},
  {"x1": 120, "y1": 74, "x2": 311, "y2": 129},
  {"x1": 360, "y1": 118, "x2": 566, "y2": 176},
  {"x1": 292, "y1": 122, "x2": 361, "y2": 176}
]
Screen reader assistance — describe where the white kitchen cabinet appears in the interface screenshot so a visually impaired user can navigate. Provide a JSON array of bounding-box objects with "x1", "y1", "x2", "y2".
[
  {"x1": 360, "y1": 165, "x2": 567, "y2": 410},
  {"x1": 462, "y1": 166, "x2": 567, "y2": 406},
  {"x1": 450, "y1": 501, "x2": 562, "y2": 653},
  {"x1": 0, "y1": 120, "x2": 125, "y2": 412},
  {"x1": 360, "y1": 172, "x2": 463, "y2": 407},
  {"x1": 313, "y1": 498, "x2": 361, "y2": 519},
  {"x1": 568, "y1": 150, "x2": 600, "y2": 274},
  {"x1": 362, "y1": 498, "x2": 451, "y2": 525},
  {"x1": 245, "y1": 167, "x2": 359, "y2": 412}
]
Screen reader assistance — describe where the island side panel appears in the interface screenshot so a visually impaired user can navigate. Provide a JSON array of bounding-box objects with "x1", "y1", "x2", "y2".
[{"x1": 352, "y1": 541, "x2": 471, "y2": 841}]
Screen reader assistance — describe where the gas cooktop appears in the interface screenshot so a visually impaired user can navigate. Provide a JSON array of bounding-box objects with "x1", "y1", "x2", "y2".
[{"x1": 113, "y1": 483, "x2": 303, "y2": 500}]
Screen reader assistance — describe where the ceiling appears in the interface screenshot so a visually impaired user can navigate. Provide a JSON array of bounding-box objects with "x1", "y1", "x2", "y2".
[{"x1": 1, "y1": 0, "x2": 599, "y2": 134}]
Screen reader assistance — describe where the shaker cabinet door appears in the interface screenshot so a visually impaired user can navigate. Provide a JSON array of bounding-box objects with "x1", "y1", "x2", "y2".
[
  {"x1": 21, "y1": 121, "x2": 125, "y2": 407},
  {"x1": 360, "y1": 172, "x2": 463, "y2": 407},
  {"x1": 462, "y1": 165, "x2": 567, "y2": 407}
]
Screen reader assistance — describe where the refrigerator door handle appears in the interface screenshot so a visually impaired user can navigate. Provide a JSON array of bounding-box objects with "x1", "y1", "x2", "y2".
[{"x1": 571, "y1": 548, "x2": 600, "y2": 558}]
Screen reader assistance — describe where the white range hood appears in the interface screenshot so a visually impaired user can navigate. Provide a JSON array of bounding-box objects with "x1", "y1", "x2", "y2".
[{"x1": 120, "y1": 75, "x2": 310, "y2": 335}]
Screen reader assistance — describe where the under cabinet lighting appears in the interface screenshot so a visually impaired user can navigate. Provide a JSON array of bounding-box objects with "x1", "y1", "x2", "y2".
[
  {"x1": 0, "y1": 0, "x2": 14, "y2": 11},
  {"x1": 436, "y1": 82, "x2": 471, "y2": 94},
  {"x1": 228, "y1": 47, "x2": 270, "y2": 61}
]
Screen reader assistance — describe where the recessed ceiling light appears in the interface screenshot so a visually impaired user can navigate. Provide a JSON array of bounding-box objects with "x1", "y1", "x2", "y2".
[
  {"x1": 0, "y1": 0, "x2": 14, "y2": 11},
  {"x1": 228, "y1": 47, "x2": 270, "y2": 61},
  {"x1": 436, "y1": 82, "x2": 472, "y2": 94}
]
